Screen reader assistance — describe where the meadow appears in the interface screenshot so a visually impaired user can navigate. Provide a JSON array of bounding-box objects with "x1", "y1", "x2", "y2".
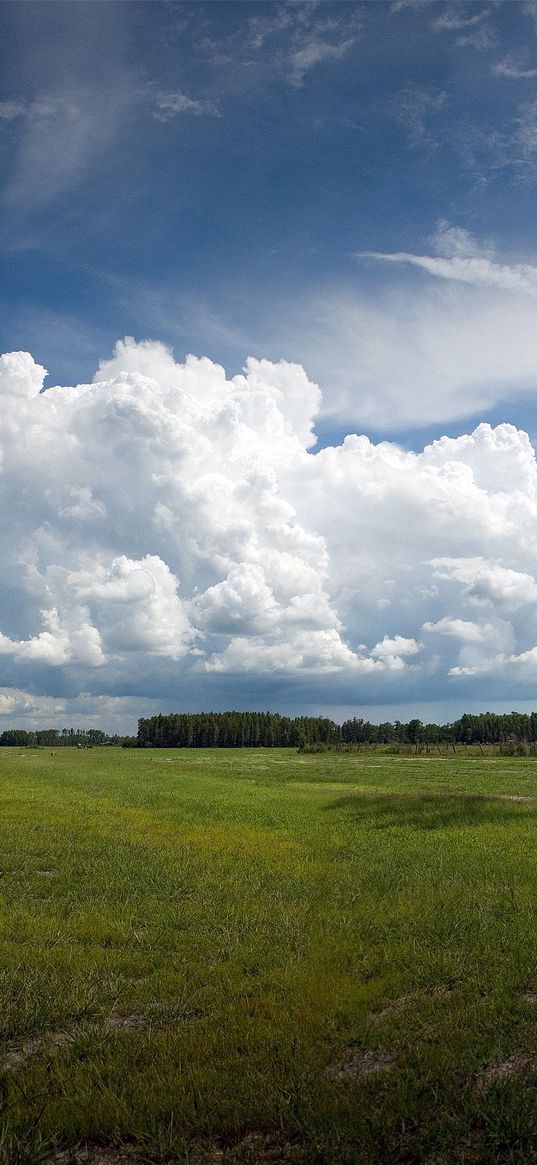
[{"x1": 2, "y1": 748, "x2": 537, "y2": 1163}]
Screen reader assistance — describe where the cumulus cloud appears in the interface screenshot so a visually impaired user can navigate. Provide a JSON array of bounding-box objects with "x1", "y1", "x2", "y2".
[
  {"x1": 430, "y1": 559, "x2": 537, "y2": 609},
  {"x1": 423, "y1": 617, "x2": 500, "y2": 643},
  {"x1": 3, "y1": 339, "x2": 537, "y2": 726},
  {"x1": 371, "y1": 636, "x2": 421, "y2": 658}
]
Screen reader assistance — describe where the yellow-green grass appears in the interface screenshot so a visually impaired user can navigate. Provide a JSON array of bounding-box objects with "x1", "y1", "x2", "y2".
[{"x1": 3, "y1": 748, "x2": 537, "y2": 1162}]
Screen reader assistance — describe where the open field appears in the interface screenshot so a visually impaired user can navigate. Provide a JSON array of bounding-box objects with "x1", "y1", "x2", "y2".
[{"x1": 3, "y1": 750, "x2": 537, "y2": 1163}]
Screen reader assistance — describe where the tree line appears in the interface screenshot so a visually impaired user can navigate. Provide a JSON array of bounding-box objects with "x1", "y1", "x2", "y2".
[
  {"x1": 137, "y1": 711, "x2": 340, "y2": 749},
  {"x1": 3, "y1": 710, "x2": 537, "y2": 750},
  {"x1": 0, "y1": 728, "x2": 133, "y2": 748},
  {"x1": 136, "y1": 710, "x2": 537, "y2": 749}
]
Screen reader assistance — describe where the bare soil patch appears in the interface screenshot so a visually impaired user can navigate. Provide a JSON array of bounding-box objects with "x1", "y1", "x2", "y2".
[
  {"x1": 369, "y1": 994, "x2": 415, "y2": 1022},
  {"x1": 2, "y1": 1030, "x2": 73, "y2": 1071},
  {"x1": 192, "y1": 1133, "x2": 304, "y2": 1163},
  {"x1": 51, "y1": 1134, "x2": 304, "y2": 1165},
  {"x1": 51, "y1": 1147, "x2": 144, "y2": 1164},
  {"x1": 476, "y1": 1049, "x2": 537, "y2": 1089},
  {"x1": 103, "y1": 1012, "x2": 149, "y2": 1033},
  {"x1": 2, "y1": 1014, "x2": 149, "y2": 1073},
  {"x1": 370, "y1": 984, "x2": 454, "y2": 1024},
  {"x1": 325, "y1": 1047, "x2": 395, "y2": 1081}
]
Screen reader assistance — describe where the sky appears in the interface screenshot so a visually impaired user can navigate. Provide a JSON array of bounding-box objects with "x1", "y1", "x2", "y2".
[{"x1": 3, "y1": 1, "x2": 537, "y2": 732}]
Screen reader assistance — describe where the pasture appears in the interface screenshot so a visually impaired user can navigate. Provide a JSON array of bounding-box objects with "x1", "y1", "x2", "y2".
[{"x1": 2, "y1": 747, "x2": 537, "y2": 1163}]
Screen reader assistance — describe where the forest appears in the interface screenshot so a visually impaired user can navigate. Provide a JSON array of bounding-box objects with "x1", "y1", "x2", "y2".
[
  {"x1": 0, "y1": 728, "x2": 131, "y2": 748},
  {"x1": 135, "y1": 710, "x2": 537, "y2": 749},
  {"x1": 3, "y1": 710, "x2": 537, "y2": 750}
]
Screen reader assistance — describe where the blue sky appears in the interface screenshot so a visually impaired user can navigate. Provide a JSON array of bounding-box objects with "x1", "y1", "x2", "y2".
[
  {"x1": 3, "y1": 0, "x2": 537, "y2": 437},
  {"x1": 3, "y1": 1, "x2": 537, "y2": 730}
]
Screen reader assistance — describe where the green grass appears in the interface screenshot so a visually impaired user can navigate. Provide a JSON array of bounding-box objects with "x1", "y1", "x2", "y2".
[{"x1": 3, "y1": 748, "x2": 537, "y2": 1162}]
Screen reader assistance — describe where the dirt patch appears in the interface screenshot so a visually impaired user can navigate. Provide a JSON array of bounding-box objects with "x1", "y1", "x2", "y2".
[
  {"x1": 2, "y1": 1030, "x2": 73, "y2": 1071},
  {"x1": 51, "y1": 1147, "x2": 144, "y2": 1164},
  {"x1": 103, "y1": 1013, "x2": 149, "y2": 1033},
  {"x1": 522, "y1": 992, "x2": 537, "y2": 1004},
  {"x1": 191, "y1": 1134, "x2": 303, "y2": 1163},
  {"x1": 499, "y1": 794, "x2": 537, "y2": 802},
  {"x1": 370, "y1": 984, "x2": 454, "y2": 1025},
  {"x1": 369, "y1": 994, "x2": 415, "y2": 1022},
  {"x1": 476, "y1": 1050, "x2": 537, "y2": 1089},
  {"x1": 325, "y1": 1048, "x2": 395, "y2": 1081},
  {"x1": 2, "y1": 1013, "x2": 149, "y2": 1073}
]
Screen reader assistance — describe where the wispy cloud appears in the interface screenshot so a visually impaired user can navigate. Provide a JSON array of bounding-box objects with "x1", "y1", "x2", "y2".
[
  {"x1": 285, "y1": 33, "x2": 355, "y2": 88},
  {"x1": 522, "y1": 1, "x2": 537, "y2": 34},
  {"x1": 430, "y1": 219, "x2": 495, "y2": 259},
  {"x1": 152, "y1": 90, "x2": 220, "y2": 121},
  {"x1": 432, "y1": 7, "x2": 490, "y2": 32},
  {"x1": 453, "y1": 95, "x2": 537, "y2": 184},
  {"x1": 492, "y1": 53, "x2": 537, "y2": 80},
  {"x1": 0, "y1": 78, "x2": 221, "y2": 213},
  {"x1": 0, "y1": 96, "x2": 74, "y2": 122},
  {"x1": 361, "y1": 225, "x2": 537, "y2": 298},
  {"x1": 395, "y1": 85, "x2": 448, "y2": 146},
  {"x1": 0, "y1": 82, "x2": 134, "y2": 211},
  {"x1": 516, "y1": 96, "x2": 537, "y2": 163},
  {"x1": 456, "y1": 23, "x2": 497, "y2": 51},
  {"x1": 200, "y1": 1, "x2": 358, "y2": 90},
  {"x1": 0, "y1": 100, "x2": 30, "y2": 122},
  {"x1": 391, "y1": 0, "x2": 432, "y2": 11}
]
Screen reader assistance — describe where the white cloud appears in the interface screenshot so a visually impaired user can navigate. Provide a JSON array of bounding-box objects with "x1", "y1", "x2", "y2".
[
  {"x1": 244, "y1": 2, "x2": 358, "y2": 87},
  {"x1": 152, "y1": 91, "x2": 220, "y2": 120},
  {"x1": 277, "y1": 281, "x2": 537, "y2": 430},
  {"x1": 422, "y1": 617, "x2": 497, "y2": 643},
  {"x1": 198, "y1": 2, "x2": 357, "y2": 91},
  {"x1": 4, "y1": 339, "x2": 537, "y2": 722},
  {"x1": 362, "y1": 246, "x2": 537, "y2": 298},
  {"x1": 493, "y1": 55, "x2": 537, "y2": 80},
  {"x1": 429, "y1": 219, "x2": 495, "y2": 260},
  {"x1": 456, "y1": 24, "x2": 496, "y2": 51},
  {"x1": 0, "y1": 689, "x2": 66, "y2": 719},
  {"x1": 433, "y1": 8, "x2": 490, "y2": 33},
  {"x1": 205, "y1": 628, "x2": 374, "y2": 675},
  {"x1": 69, "y1": 555, "x2": 192, "y2": 659},
  {"x1": 371, "y1": 635, "x2": 421, "y2": 657},
  {"x1": 285, "y1": 35, "x2": 355, "y2": 88},
  {"x1": 0, "y1": 350, "x2": 48, "y2": 397},
  {"x1": 391, "y1": 0, "x2": 432, "y2": 11},
  {"x1": 322, "y1": 226, "x2": 537, "y2": 429},
  {"x1": 0, "y1": 688, "x2": 159, "y2": 733},
  {"x1": 430, "y1": 559, "x2": 537, "y2": 609}
]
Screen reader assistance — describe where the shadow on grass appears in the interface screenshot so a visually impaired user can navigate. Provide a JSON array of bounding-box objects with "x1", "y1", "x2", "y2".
[{"x1": 326, "y1": 791, "x2": 537, "y2": 831}]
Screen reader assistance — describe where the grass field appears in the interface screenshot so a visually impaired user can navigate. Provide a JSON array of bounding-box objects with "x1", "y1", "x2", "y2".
[{"x1": 3, "y1": 748, "x2": 537, "y2": 1163}]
